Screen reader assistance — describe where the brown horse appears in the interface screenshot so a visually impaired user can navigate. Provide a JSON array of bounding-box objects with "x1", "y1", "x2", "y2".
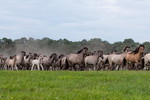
[
  {"x1": 124, "y1": 45, "x2": 145, "y2": 70},
  {"x1": 66, "y1": 47, "x2": 88, "y2": 71}
]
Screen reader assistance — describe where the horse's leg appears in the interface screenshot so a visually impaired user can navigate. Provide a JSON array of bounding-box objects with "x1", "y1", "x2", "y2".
[
  {"x1": 115, "y1": 64, "x2": 117, "y2": 70},
  {"x1": 110, "y1": 63, "x2": 114, "y2": 70},
  {"x1": 40, "y1": 64, "x2": 44, "y2": 71},
  {"x1": 37, "y1": 64, "x2": 40, "y2": 70},
  {"x1": 118, "y1": 64, "x2": 121, "y2": 70},
  {"x1": 148, "y1": 63, "x2": 150, "y2": 70},
  {"x1": 4, "y1": 64, "x2": 7, "y2": 70},
  {"x1": 134, "y1": 63, "x2": 138, "y2": 71},
  {"x1": 15, "y1": 65, "x2": 18, "y2": 71},
  {"x1": 108, "y1": 60, "x2": 112, "y2": 70},
  {"x1": 31, "y1": 64, "x2": 34, "y2": 71},
  {"x1": 94, "y1": 64, "x2": 98, "y2": 71}
]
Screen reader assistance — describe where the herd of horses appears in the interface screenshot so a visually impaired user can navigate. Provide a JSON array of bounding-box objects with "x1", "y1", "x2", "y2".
[{"x1": 0, "y1": 45, "x2": 150, "y2": 71}]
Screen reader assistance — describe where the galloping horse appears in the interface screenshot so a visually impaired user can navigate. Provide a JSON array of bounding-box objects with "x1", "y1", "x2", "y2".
[
  {"x1": 66, "y1": 47, "x2": 88, "y2": 71},
  {"x1": 124, "y1": 45, "x2": 145, "y2": 70},
  {"x1": 42, "y1": 53, "x2": 58, "y2": 70},
  {"x1": 84, "y1": 51, "x2": 103, "y2": 70},
  {"x1": 107, "y1": 46, "x2": 131, "y2": 70}
]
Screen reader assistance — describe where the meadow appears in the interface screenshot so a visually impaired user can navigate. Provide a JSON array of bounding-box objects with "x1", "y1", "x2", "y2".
[{"x1": 0, "y1": 71, "x2": 150, "y2": 100}]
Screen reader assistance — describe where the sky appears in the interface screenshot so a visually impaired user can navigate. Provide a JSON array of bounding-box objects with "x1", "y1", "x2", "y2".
[{"x1": 0, "y1": 0, "x2": 150, "y2": 43}]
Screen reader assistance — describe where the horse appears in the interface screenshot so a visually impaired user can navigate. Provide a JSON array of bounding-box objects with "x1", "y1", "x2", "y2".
[
  {"x1": 66, "y1": 47, "x2": 88, "y2": 71},
  {"x1": 60, "y1": 56, "x2": 67, "y2": 70},
  {"x1": 143, "y1": 53, "x2": 150, "y2": 70},
  {"x1": 49, "y1": 53, "x2": 58, "y2": 71},
  {"x1": 124, "y1": 45, "x2": 145, "y2": 70},
  {"x1": 54, "y1": 54, "x2": 65, "y2": 70},
  {"x1": 0, "y1": 55, "x2": 5, "y2": 69},
  {"x1": 98, "y1": 55, "x2": 110, "y2": 70},
  {"x1": 84, "y1": 51, "x2": 103, "y2": 70},
  {"x1": 42, "y1": 53, "x2": 58, "y2": 70},
  {"x1": 106, "y1": 46, "x2": 131, "y2": 70},
  {"x1": 107, "y1": 54, "x2": 125, "y2": 70},
  {"x1": 24, "y1": 53, "x2": 33, "y2": 70},
  {"x1": 16, "y1": 51, "x2": 26, "y2": 70},
  {"x1": 42, "y1": 55, "x2": 50, "y2": 70},
  {"x1": 4, "y1": 55, "x2": 18, "y2": 70},
  {"x1": 31, "y1": 55, "x2": 44, "y2": 71}
]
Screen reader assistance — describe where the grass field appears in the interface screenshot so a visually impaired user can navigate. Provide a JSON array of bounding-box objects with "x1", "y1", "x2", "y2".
[{"x1": 0, "y1": 71, "x2": 150, "y2": 100}]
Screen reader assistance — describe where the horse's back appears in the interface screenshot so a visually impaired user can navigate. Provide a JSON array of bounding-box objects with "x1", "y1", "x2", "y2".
[
  {"x1": 67, "y1": 54, "x2": 81, "y2": 63},
  {"x1": 109, "y1": 54, "x2": 124, "y2": 64},
  {"x1": 85, "y1": 56, "x2": 97, "y2": 65},
  {"x1": 144, "y1": 53, "x2": 150, "y2": 62}
]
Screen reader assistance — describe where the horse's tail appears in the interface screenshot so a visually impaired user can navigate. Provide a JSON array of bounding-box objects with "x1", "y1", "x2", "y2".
[
  {"x1": 105, "y1": 58, "x2": 109, "y2": 64},
  {"x1": 141, "y1": 58, "x2": 145, "y2": 69},
  {"x1": 123, "y1": 58, "x2": 126, "y2": 66},
  {"x1": 65, "y1": 58, "x2": 69, "y2": 70}
]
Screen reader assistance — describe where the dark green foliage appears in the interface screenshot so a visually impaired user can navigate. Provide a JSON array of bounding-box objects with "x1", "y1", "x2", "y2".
[{"x1": 0, "y1": 37, "x2": 149, "y2": 55}]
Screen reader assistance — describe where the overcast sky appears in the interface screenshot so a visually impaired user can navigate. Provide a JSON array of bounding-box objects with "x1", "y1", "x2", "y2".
[{"x1": 0, "y1": 0, "x2": 150, "y2": 43}]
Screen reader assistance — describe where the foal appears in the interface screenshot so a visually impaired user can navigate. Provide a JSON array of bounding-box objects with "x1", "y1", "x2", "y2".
[{"x1": 31, "y1": 55, "x2": 44, "y2": 71}]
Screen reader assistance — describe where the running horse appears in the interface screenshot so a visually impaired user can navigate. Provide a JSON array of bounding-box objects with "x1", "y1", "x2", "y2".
[
  {"x1": 66, "y1": 47, "x2": 88, "y2": 71},
  {"x1": 84, "y1": 51, "x2": 104, "y2": 70},
  {"x1": 124, "y1": 45, "x2": 145, "y2": 70}
]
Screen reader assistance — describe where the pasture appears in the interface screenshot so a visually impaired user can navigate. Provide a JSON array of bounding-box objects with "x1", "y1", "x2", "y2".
[{"x1": 0, "y1": 71, "x2": 150, "y2": 100}]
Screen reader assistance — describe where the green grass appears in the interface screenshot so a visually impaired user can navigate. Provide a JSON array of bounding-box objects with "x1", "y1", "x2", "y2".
[{"x1": 0, "y1": 71, "x2": 150, "y2": 100}]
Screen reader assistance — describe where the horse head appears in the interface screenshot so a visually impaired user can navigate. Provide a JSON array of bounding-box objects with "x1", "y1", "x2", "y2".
[
  {"x1": 50, "y1": 53, "x2": 58, "y2": 63},
  {"x1": 21, "y1": 51, "x2": 26, "y2": 56},
  {"x1": 58, "y1": 54, "x2": 64, "y2": 59},
  {"x1": 132, "y1": 45, "x2": 145, "y2": 54},
  {"x1": 92, "y1": 51, "x2": 97, "y2": 55},
  {"x1": 97, "y1": 51, "x2": 104, "y2": 59},
  {"x1": 123, "y1": 46, "x2": 130, "y2": 53},
  {"x1": 77, "y1": 47, "x2": 88, "y2": 55},
  {"x1": 139, "y1": 45, "x2": 145, "y2": 54}
]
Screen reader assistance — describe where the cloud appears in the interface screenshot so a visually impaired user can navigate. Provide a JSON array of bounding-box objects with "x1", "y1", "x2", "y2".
[{"x1": 0, "y1": 0, "x2": 150, "y2": 43}]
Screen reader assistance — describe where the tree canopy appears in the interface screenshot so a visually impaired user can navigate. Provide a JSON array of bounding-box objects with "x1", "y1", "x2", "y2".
[{"x1": 0, "y1": 37, "x2": 149, "y2": 56}]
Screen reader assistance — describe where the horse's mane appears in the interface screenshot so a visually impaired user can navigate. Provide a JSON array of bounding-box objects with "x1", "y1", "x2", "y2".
[
  {"x1": 58, "y1": 54, "x2": 64, "y2": 58},
  {"x1": 26, "y1": 55, "x2": 29, "y2": 59},
  {"x1": 43, "y1": 55, "x2": 47, "y2": 57},
  {"x1": 77, "y1": 47, "x2": 88, "y2": 54},
  {"x1": 111, "y1": 50, "x2": 117, "y2": 54},
  {"x1": 132, "y1": 45, "x2": 145, "y2": 54},
  {"x1": 123, "y1": 46, "x2": 130, "y2": 52},
  {"x1": 97, "y1": 50, "x2": 103, "y2": 54},
  {"x1": 50, "y1": 53, "x2": 57, "y2": 58},
  {"x1": 10, "y1": 55, "x2": 16, "y2": 59}
]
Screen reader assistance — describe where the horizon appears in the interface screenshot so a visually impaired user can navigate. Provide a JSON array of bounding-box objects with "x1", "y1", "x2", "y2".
[{"x1": 0, "y1": 36, "x2": 148, "y2": 44}]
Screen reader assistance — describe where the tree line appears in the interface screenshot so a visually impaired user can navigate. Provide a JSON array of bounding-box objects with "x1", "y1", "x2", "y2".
[{"x1": 0, "y1": 37, "x2": 150, "y2": 56}]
